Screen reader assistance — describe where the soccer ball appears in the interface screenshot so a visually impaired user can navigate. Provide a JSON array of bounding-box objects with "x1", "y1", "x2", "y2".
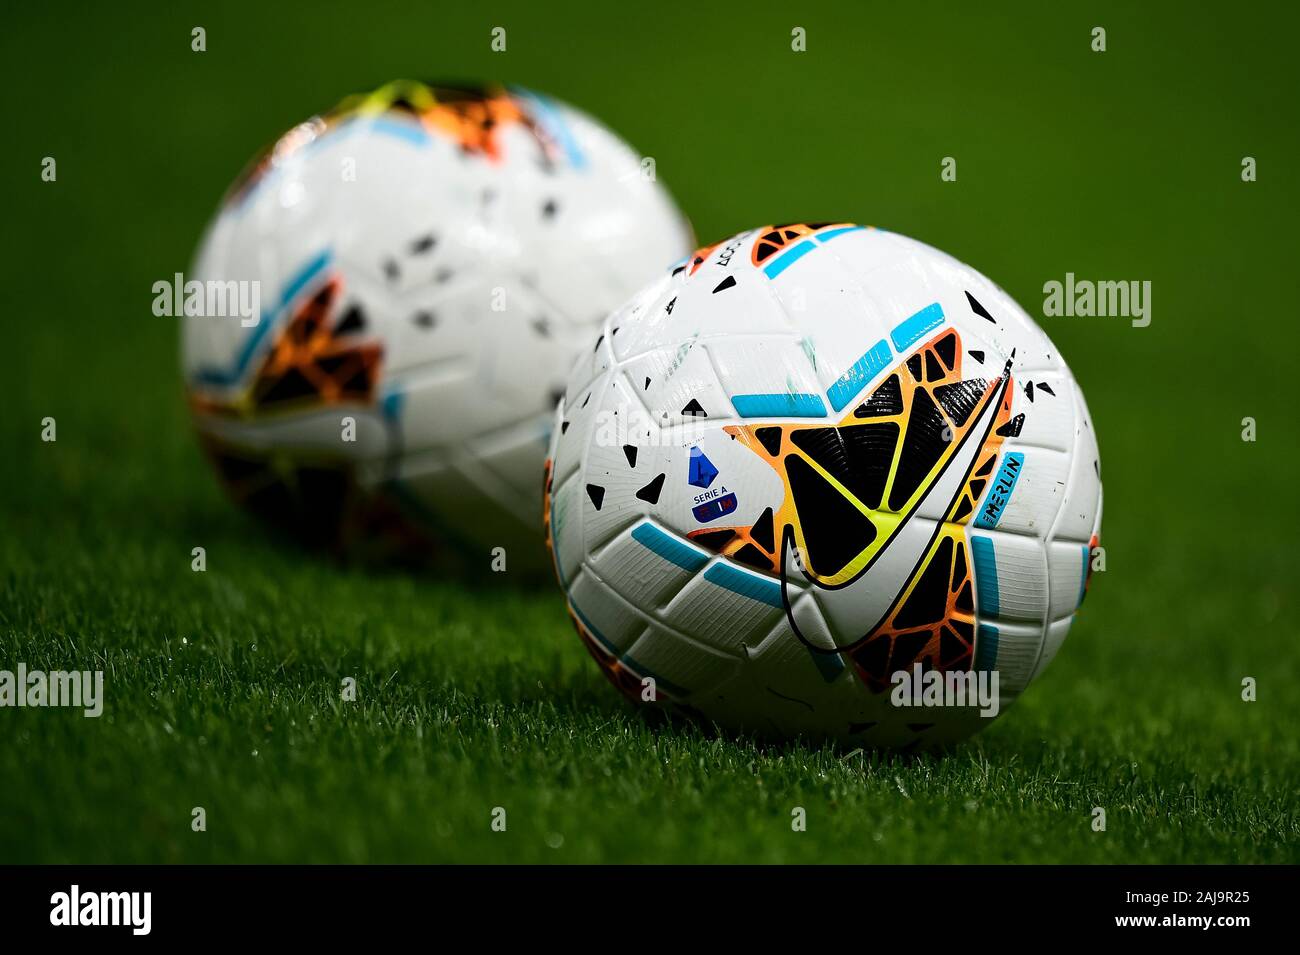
[
  {"x1": 183, "y1": 81, "x2": 691, "y2": 567},
  {"x1": 545, "y1": 223, "x2": 1102, "y2": 745}
]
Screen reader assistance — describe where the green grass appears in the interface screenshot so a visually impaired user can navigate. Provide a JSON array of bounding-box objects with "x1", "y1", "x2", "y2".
[{"x1": 3, "y1": 1, "x2": 1298, "y2": 862}]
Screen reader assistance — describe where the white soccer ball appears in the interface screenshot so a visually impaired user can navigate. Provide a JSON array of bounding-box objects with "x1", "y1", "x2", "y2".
[
  {"x1": 183, "y1": 81, "x2": 691, "y2": 566},
  {"x1": 545, "y1": 223, "x2": 1103, "y2": 745}
]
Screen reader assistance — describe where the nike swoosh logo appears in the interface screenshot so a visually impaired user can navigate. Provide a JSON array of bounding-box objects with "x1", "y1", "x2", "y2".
[{"x1": 782, "y1": 358, "x2": 1012, "y2": 652}]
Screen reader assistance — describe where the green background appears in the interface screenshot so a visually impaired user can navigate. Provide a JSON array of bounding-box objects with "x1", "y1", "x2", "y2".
[{"x1": 3, "y1": 1, "x2": 1297, "y2": 862}]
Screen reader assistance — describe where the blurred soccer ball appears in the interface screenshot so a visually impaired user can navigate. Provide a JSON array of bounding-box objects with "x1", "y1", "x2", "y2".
[
  {"x1": 545, "y1": 223, "x2": 1102, "y2": 745},
  {"x1": 183, "y1": 81, "x2": 691, "y2": 567}
]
